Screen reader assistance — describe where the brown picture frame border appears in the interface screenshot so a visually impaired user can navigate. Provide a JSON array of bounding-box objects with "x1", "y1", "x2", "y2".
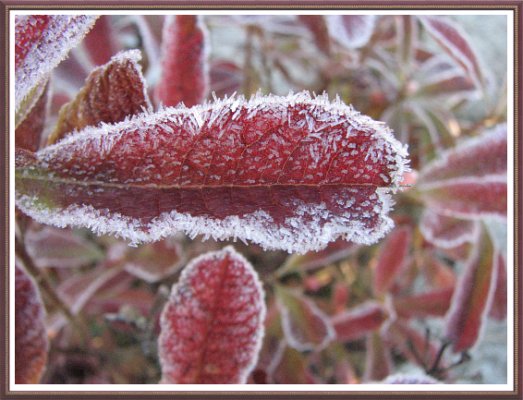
[{"x1": 1, "y1": 1, "x2": 521, "y2": 399}]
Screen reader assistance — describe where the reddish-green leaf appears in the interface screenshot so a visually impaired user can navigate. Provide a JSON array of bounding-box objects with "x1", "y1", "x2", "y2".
[
  {"x1": 393, "y1": 286, "x2": 454, "y2": 318},
  {"x1": 276, "y1": 286, "x2": 335, "y2": 351},
  {"x1": 363, "y1": 332, "x2": 392, "y2": 382},
  {"x1": 155, "y1": 15, "x2": 209, "y2": 107},
  {"x1": 327, "y1": 15, "x2": 376, "y2": 49},
  {"x1": 332, "y1": 301, "x2": 387, "y2": 342},
  {"x1": 373, "y1": 225, "x2": 411, "y2": 296},
  {"x1": 15, "y1": 265, "x2": 48, "y2": 383},
  {"x1": 489, "y1": 252, "x2": 507, "y2": 320},
  {"x1": 15, "y1": 15, "x2": 97, "y2": 112},
  {"x1": 420, "y1": 209, "x2": 479, "y2": 249},
  {"x1": 16, "y1": 80, "x2": 49, "y2": 152},
  {"x1": 444, "y1": 227, "x2": 497, "y2": 352},
  {"x1": 158, "y1": 246, "x2": 265, "y2": 384},
  {"x1": 271, "y1": 345, "x2": 317, "y2": 384},
  {"x1": 47, "y1": 50, "x2": 152, "y2": 145},
  {"x1": 16, "y1": 92, "x2": 408, "y2": 253},
  {"x1": 417, "y1": 124, "x2": 506, "y2": 219}
]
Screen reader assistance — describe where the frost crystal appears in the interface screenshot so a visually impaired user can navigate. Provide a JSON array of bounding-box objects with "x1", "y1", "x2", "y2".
[
  {"x1": 158, "y1": 246, "x2": 265, "y2": 384},
  {"x1": 16, "y1": 91, "x2": 409, "y2": 253}
]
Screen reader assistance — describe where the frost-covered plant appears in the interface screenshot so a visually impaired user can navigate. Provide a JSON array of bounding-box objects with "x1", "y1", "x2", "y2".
[{"x1": 14, "y1": 14, "x2": 507, "y2": 385}]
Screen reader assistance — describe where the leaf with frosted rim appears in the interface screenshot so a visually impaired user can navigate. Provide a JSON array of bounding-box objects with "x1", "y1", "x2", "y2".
[
  {"x1": 15, "y1": 264, "x2": 49, "y2": 384},
  {"x1": 444, "y1": 227, "x2": 497, "y2": 352},
  {"x1": 16, "y1": 92, "x2": 408, "y2": 253},
  {"x1": 418, "y1": 16, "x2": 484, "y2": 88},
  {"x1": 393, "y1": 286, "x2": 454, "y2": 318},
  {"x1": 158, "y1": 246, "x2": 265, "y2": 384},
  {"x1": 47, "y1": 50, "x2": 152, "y2": 145},
  {"x1": 15, "y1": 15, "x2": 98, "y2": 112},
  {"x1": 25, "y1": 226, "x2": 103, "y2": 268},
  {"x1": 326, "y1": 15, "x2": 376, "y2": 49},
  {"x1": 363, "y1": 332, "x2": 392, "y2": 382},
  {"x1": 372, "y1": 225, "x2": 411, "y2": 296},
  {"x1": 332, "y1": 301, "x2": 386, "y2": 342},
  {"x1": 16, "y1": 80, "x2": 49, "y2": 152},
  {"x1": 276, "y1": 286, "x2": 335, "y2": 351},
  {"x1": 155, "y1": 15, "x2": 209, "y2": 107},
  {"x1": 488, "y1": 252, "x2": 507, "y2": 320},
  {"x1": 417, "y1": 124, "x2": 507, "y2": 219},
  {"x1": 420, "y1": 209, "x2": 479, "y2": 249}
]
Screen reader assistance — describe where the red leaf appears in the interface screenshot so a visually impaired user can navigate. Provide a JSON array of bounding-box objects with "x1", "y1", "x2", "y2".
[
  {"x1": 363, "y1": 332, "x2": 392, "y2": 382},
  {"x1": 372, "y1": 226, "x2": 411, "y2": 296},
  {"x1": 15, "y1": 15, "x2": 97, "y2": 112},
  {"x1": 488, "y1": 252, "x2": 507, "y2": 320},
  {"x1": 332, "y1": 301, "x2": 387, "y2": 342},
  {"x1": 82, "y1": 16, "x2": 119, "y2": 66},
  {"x1": 271, "y1": 345, "x2": 317, "y2": 384},
  {"x1": 298, "y1": 15, "x2": 331, "y2": 54},
  {"x1": 16, "y1": 80, "x2": 49, "y2": 152},
  {"x1": 444, "y1": 227, "x2": 497, "y2": 352},
  {"x1": 158, "y1": 246, "x2": 265, "y2": 384},
  {"x1": 155, "y1": 15, "x2": 209, "y2": 107},
  {"x1": 419, "y1": 16, "x2": 484, "y2": 87},
  {"x1": 15, "y1": 265, "x2": 48, "y2": 383},
  {"x1": 16, "y1": 92, "x2": 408, "y2": 253},
  {"x1": 276, "y1": 287, "x2": 335, "y2": 351},
  {"x1": 393, "y1": 286, "x2": 454, "y2": 318},
  {"x1": 47, "y1": 50, "x2": 152, "y2": 145},
  {"x1": 420, "y1": 209, "x2": 479, "y2": 249},
  {"x1": 327, "y1": 15, "x2": 376, "y2": 49},
  {"x1": 417, "y1": 124, "x2": 506, "y2": 219}
]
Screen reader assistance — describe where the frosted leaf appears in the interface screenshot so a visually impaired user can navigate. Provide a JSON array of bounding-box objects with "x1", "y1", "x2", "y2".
[
  {"x1": 155, "y1": 15, "x2": 209, "y2": 107},
  {"x1": 16, "y1": 80, "x2": 49, "y2": 152},
  {"x1": 158, "y1": 246, "x2": 266, "y2": 384},
  {"x1": 326, "y1": 15, "x2": 376, "y2": 49},
  {"x1": 276, "y1": 286, "x2": 335, "y2": 351},
  {"x1": 15, "y1": 15, "x2": 98, "y2": 112},
  {"x1": 47, "y1": 50, "x2": 152, "y2": 145},
  {"x1": 15, "y1": 91, "x2": 409, "y2": 253},
  {"x1": 419, "y1": 209, "x2": 479, "y2": 249},
  {"x1": 417, "y1": 124, "x2": 507, "y2": 219},
  {"x1": 15, "y1": 264, "x2": 49, "y2": 383},
  {"x1": 332, "y1": 301, "x2": 386, "y2": 342}
]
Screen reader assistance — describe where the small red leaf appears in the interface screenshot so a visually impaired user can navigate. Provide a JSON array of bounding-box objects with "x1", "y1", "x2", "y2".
[
  {"x1": 16, "y1": 92, "x2": 408, "y2": 253},
  {"x1": 47, "y1": 50, "x2": 152, "y2": 145},
  {"x1": 373, "y1": 226, "x2": 411, "y2": 296},
  {"x1": 332, "y1": 301, "x2": 386, "y2": 342},
  {"x1": 488, "y1": 252, "x2": 507, "y2": 320},
  {"x1": 158, "y1": 246, "x2": 265, "y2": 384},
  {"x1": 420, "y1": 209, "x2": 479, "y2": 249},
  {"x1": 15, "y1": 15, "x2": 97, "y2": 112},
  {"x1": 155, "y1": 15, "x2": 209, "y2": 107},
  {"x1": 276, "y1": 287, "x2": 335, "y2": 351},
  {"x1": 327, "y1": 15, "x2": 376, "y2": 49},
  {"x1": 15, "y1": 265, "x2": 48, "y2": 383},
  {"x1": 393, "y1": 286, "x2": 454, "y2": 318},
  {"x1": 444, "y1": 227, "x2": 497, "y2": 352},
  {"x1": 418, "y1": 124, "x2": 506, "y2": 219},
  {"x1": 298, "y1": 15, "x2": 331, "y2": 54},
  {"x1": 16, "y1": 80, "x2": 49, "y2": 152},
  {"x1": 419, "y1": 16, "x2": 484, "y2": 87},
  {"x1": 363, "y1": 332, "x2": 392, "y2": 382}
]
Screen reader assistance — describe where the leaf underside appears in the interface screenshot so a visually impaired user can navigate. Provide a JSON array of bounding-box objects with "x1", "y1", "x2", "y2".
[
  {"x1": 158, "y1": 246, "x2": 265, "y2": 384},
  {"x1": 16, "y1": 92, "x2": 408, "y2": 253}
]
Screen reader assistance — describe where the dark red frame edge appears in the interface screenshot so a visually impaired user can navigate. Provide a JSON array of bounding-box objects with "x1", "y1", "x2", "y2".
[{"x1": 0, "y1": 1, "x2": 521, "y2": 399}]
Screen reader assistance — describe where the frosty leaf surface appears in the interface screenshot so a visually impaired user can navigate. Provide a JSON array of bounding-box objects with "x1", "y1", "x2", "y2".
[
  {"x1": 15, "y1": 264, "x2": 48, "y2": 384},
  {"x1": 48, "y1": 50, "x2": 152, "y2": 145},
  {"x1": 419, "y1": 209, "x2": 479, "y2": 249},
  {"x1": 332, "y1": 302, "x2": 386, "y2": 342},
  {"x1": 444, "y1": 227, "x2": 496, "y2": 352},
  {"x1": 372, "y1": 226, "x2": 411, "y2": 296},
  {"x1": 158, "y1": 246, "x2": 265, "y2": 384},
  {"x1": 15, "y1": 15, "x2": 98, "y2": 112},
  {"x1": 155, "y1": 15, "x2": 209, "y2": 107},
  {"x1": 417, "y1": 124, "x2": 506, "y2": 219},
  {"x1": 327, "y1": 15, "x2": 376, "y2": 49},
  {"x1": 16, "y1": 92, "x2": 408, "y2": 253},
  {"x1": 16, "y1": 80, "x2": 49, "y2": 152},
  {"x1": 276, "y1": 286, "x2": 335, "y2": 351}
]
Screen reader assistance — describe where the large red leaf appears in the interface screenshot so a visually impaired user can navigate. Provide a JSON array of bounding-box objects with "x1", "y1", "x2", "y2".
[
  {"x1": 332, "y1": 301, "x2": 387, "y2": 342},
  {"x1": 417, "y1": 124, "x2": 506, "y2": 219},
  {"x1": 326, "y1": 15, "x2": 376, "y2": 49},
  {"x1": 16, "y1": 92, "x2": 408, "y2": 253},
  {"x1": 15, "y1": 265, "x2": 49, "y2": 383},
  {"x1": 47, "y1": 50, "x2": 152, "y2": 145},
  {"x1": 155, "y1": 15, "x2": 209, "y2": 107},
  {"x1": 420, "y1": 209, "x2": 479, "y2": 249},
  {"x1": 15, "y1": 15, "x2": 97, "y2": 112},
  {"x1": 418, "y1": 16, "x2": 484, "y2": 87},
  {"x1": 372, "y1": 225, "x2": 411, "y2": 296},
  {"x1": 444, "y1": 227, "x2": 497, "y2": 352},
  {"x1": 158, "y1": 246, "x2": 265, "y2": 384}
]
